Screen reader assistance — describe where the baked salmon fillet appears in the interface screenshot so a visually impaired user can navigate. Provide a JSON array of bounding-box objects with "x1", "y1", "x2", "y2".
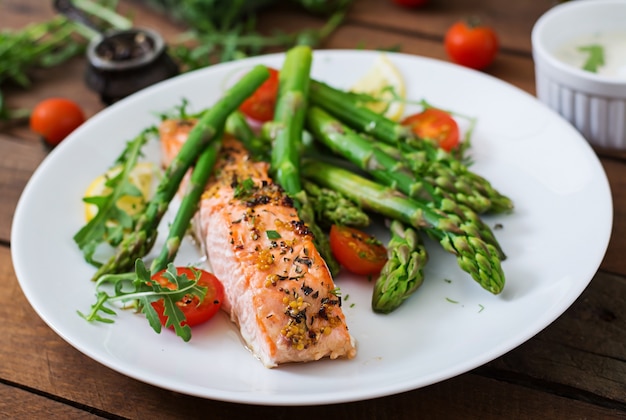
[{"x1": 159, "y1": 119, "x2": 357, "y2": 368}]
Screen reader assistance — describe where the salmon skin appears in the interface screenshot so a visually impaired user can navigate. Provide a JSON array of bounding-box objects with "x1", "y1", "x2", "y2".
[{"x1": 159, "y1": 119, "x2": 357, "y2": 368}]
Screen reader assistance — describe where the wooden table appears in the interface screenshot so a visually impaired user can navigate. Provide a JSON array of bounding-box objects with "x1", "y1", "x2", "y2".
[{"x1": 2, "y1": 1, "x2": 625, "y2": 418}]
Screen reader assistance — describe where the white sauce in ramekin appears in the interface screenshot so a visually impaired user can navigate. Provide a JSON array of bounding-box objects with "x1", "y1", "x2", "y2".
[{"x1": 553, "y1": 30, "x2": 626, "y2": 79}]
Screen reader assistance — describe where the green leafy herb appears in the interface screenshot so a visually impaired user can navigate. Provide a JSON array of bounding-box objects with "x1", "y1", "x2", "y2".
[
  {"x1": 266, "y1": 230, "x2": 281, "y2": 239},
  {"x1": 233, "y1": 177, "x2": 256, "y2": 198},
  {"x1": 0, "y1": 0, "x2": 132, "y2": 122},
  {"x1": 143, "y1": 0, "x2": 352, "y2": 71},
  {"x1": 78, "y1": 260, "x2": 207, "y2": 342},
  {"x1": 73, "y1": 127, "x2": 158, "y2": 266},
  {"x1": 578, "y1": 44, "x2": 605, "y2": 73},
  {"x1": 0, "y1": 16, "x2": 86, "y2": 90}
]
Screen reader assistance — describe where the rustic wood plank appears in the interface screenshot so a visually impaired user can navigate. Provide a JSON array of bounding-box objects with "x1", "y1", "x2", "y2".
[
  {"x1": 487, "y1": 271, "x2": 626, "y2": 405},
  {"x1": 348, "y1": 0, "x2": 556, "y2": 53},
  {"x1": 325, "y1": 24, "x2": 537, "y2": 94},
  {"x1": 0, "y1": 383, "x2": 104, "y2": 419},
  {"x1": 0, "y1": 136, "x2": 47, "y2": 243},
  {"x1": 254, "y1": 9, "x2": 539, "y2": 94},
  {"x1": 0, "y1": 0, "x2": 56, "y2": 29},
  {"x1": 599, "y1": 158, "x2": 626, "y2": 275}
]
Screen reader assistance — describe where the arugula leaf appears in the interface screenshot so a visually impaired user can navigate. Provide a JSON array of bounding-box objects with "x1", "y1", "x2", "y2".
[
  {"x1": 78, "y1": 260, "x2": 207, "y2": 342},
  {"x1": 73, "y1": 127, "x2": 157, "y2": 266},
  {"x1": 578, "y1": 44, "x2": 605, "y2": 73}
]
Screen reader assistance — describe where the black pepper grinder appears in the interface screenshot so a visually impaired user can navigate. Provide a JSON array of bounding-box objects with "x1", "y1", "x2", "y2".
[{"x1": 54, "y1": 0, "x2": 180, "y2": 105}]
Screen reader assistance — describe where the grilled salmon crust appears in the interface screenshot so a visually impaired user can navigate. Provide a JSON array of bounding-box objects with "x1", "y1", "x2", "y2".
[{"x1": 159, "y1": 119, "x2": 356, "y2": 368}]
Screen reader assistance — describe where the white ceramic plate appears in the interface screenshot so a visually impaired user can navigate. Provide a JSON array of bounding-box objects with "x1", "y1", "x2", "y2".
[{"x1": 11, "y1": 50, "x2": 612, "y2": 406}]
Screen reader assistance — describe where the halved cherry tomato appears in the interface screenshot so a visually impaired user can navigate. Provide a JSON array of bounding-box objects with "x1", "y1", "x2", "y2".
[
  {"x1": 239, "y1": 67, "x2": 279, "y2": 123},
  {"x1": 151, "y1": 267, "x2": 224, "y2": 328},
  {"x1": 444, "y1": 20, "x2": 499, "y2": 70},
  {"x1": 329, "y1": 225, "x2": 388, "y2": 276},
  {"x1": 29, "y1": 98, "x2": 86, "y2": 146},
  {"x1": 402, "y1": 108, "x2": 460, "y2": 152}
]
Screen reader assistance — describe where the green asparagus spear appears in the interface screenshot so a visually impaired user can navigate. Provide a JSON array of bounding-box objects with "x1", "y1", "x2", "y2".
[
  {"x1": 269, "y1": 45, "x2": 312, "y2": 193},
  {"x1": 372, "y1": 220, "x2": 428, "y2": 313},
  {"x1": 268, "y1": 45, "x2": 340, "y2": 276},
  {"x1": 302, "y1": 159, "x2": 505, "y2": 294},
  {"x1": 306, "y1": 105, "x2": 505, "y2": 259},
  {"x1": 225, "y1": 110, "x2": 270, "y2": 160},
  {"x1": 302, "y1": 179, "x2": 371, "y2": 228},
  {"x1": 309, "y1": 79, "x2": 513, "y2": 214},
  {"x1": 91, "y1": 64, "x2": 271, "y2": 280},
  {"x1": 309, "y1": 79, "x2": 412, "y2": 144},
  {"x1": 150, "y1": 134, "x2": 223, "y2": 274}
]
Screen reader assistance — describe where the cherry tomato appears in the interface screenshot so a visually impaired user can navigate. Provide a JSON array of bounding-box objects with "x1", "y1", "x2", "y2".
[
  {"x1": 444, "y1": 20, "x2": 499, "y2": 70},
  {"x1": 402, "y1": 108, "x2": 460, "y2": 151},
  {"x1": 29, "y1": 98, "x2": 86, "y2": 146},
  {"x1": 329, "y1": 225, "x2": 388, "y2": 276},
  {"x1": 151, "y1": 267, "x2": 224, "y2": 328},
  {"x1": 239, "y1": 67, "x2": 279, "y2": 123},
  {"x1": 392, "y1": 0, "x2": 428, "y2": 7}
]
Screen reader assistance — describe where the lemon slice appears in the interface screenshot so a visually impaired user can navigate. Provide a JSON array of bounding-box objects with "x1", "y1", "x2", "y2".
[
  {"x1": 84, "y1": 162, "x2": 159, "y2": 222},
  {"x1": 350, "y1": 54, "x2": 406, "y2": 121}
]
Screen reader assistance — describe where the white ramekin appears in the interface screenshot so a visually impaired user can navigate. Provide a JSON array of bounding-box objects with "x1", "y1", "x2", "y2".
[{"x1": 532, "y1": 0, "x2": 626, "y2": 149}]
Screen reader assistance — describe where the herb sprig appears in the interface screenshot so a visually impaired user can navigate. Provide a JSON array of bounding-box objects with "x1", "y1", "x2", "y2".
[
  {"x1": 142, "y1": 0, "x2": 352, "y2": 71},
  {"x1": 78, "y1": 261, "x2": 207, "y2": 342},
  {"x1": 0, "y1": 0, "x2": 132, "y2": 122},
  {"x1": 578, "y1": 44, "x2": 605, "y2": 73},
  {"x1": 73, "y1": 127, "x2": 158, "y2": 266}
]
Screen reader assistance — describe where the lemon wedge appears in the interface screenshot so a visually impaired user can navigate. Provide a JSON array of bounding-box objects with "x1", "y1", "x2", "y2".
[
  {"x1": 83, "y1": 162, "x2": 159, "y2": 222},
  {"x1": 350, "y1": 54, "x2": 406, "y2": 121}
]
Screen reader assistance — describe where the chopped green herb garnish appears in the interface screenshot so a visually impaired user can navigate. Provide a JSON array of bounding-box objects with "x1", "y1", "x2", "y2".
[
  {"x1": 445, "y1": 297, "x2": 459, "y2": 304},
  {"x1": 578, "y1": 44, "x2": 605, "y2": 73},
  {"x1": 478, "y1": 304, "x2": 485, "y2": 313},
  {"x1": 233, "y1": 177, "x2": 255, "y2": 198},
  {"x1": 266, "y1": 230, "x2": 281, "y2": 240}
]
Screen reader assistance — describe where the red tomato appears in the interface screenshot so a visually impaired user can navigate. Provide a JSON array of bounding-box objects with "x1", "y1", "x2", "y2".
[
  {"x1": 239, "y1": 67, "x2": 279, "y2": 123},
  {"x1": 329, "y1": 225, "x2": 388, "y2": 276},
  {"x1": 444, "y1": 20, "x2": 499, "y2": 70},
  {"x1": 29, "y1": 98, "x2": 86, "y2": 146},
  {"x1": 402, "y1": 108, "x2": 460, "y2": 152},
  {"x1": 151, "y1": 267, "x2": 224, "y2": 328},
  {"x1": 392, "y1": 0, "x2": 428, "y2": 7}
]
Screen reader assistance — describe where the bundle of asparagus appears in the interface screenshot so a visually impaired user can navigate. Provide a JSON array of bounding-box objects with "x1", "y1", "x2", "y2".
[{"x1": 272, "y1": 48, "x2": 511, "y2": 312}]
